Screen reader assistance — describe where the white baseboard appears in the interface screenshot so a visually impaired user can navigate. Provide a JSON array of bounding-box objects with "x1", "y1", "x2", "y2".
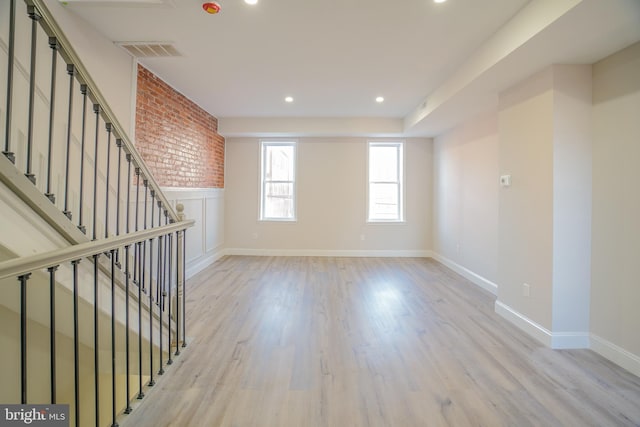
[
  {"x1": 494, "y1": 300, "x2": 589, "y2": 349},
  {"x1": 431, "y1": 252, "x2": 498, "y2": 295},
  {"x1": 186, "y1": 249, "x2": 225, "y2": 279},
  {"x1": 224, "y1": 248, "x2": 432, "y2": 258},
  {"x1": 591, "y1": 334, "x2": 640, "y2": 378}
]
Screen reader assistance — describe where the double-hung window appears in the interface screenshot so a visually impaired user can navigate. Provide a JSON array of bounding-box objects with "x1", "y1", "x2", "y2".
[
  {"x1": 368, "y1": 141, "x2": 404, "y2": 222},
  {"x1": 260, "y1": 140, "x2": 296, "y2": 221}
]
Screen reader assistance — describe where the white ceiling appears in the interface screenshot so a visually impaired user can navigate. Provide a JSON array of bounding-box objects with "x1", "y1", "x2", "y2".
[{"x1": 60, "y1": 0, "x2": 640, "y2": 137}]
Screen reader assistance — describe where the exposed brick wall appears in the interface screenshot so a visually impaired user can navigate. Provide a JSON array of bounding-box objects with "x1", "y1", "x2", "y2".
[{"x1": 135, "y1": 65, "x2": 224, "y2": 188}]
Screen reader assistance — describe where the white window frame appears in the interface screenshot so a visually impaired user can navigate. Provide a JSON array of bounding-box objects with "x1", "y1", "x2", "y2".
[
  {"x1": 367, "y1": 141, "x2": 405, "y2": 222},
  {"x1": 259, "y1": 140, "x2": 297, "y2": 221}
]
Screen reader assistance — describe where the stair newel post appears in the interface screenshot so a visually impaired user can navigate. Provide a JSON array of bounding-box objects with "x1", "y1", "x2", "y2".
[
  {"x1": 115, "y1": 139, "x2": 123, "y2": 267},
  {"x1": 166, "y1": 211, "x2": 173, "y2": 365},
  {"x1": 3, "y1": 0, "x2": 16, "y2": 163},
  {"x1": 45, "y1": 37, "x2": 59, "y2": 203},
  {"x1": 18, "y1": 273, "x2": 32, "y2": 404},
  {"x1": 110, "y1": 249, "x2": 119, "y2": 427},
  {"x1": 48, "y1": 265, "x2": 59, "y2": 404},
  {"x1": 63, "y1": 64, "x2": 76, "y2": 219},
  {"x1": 157, "y1": 202, "x2": 165, "y2": 375},
  {"x1": 77, "y1": 85, "x2": 88, "y2": 234},
  {"x1": 71, "y1": 259, "x2": 81, "y2": 427},
  {"x1": 148, "y1": 190, "x2": 155, "y2": 387},
  {"x1": 93, "y1": 254, "x2": 100, "y2": 427},
  {"x1": 105, "y1": 123, "x2": 113, "y2": 239},
  {"x1": 24, "y1": 6, "x2": 41, "y2": 184},
  {"x1": 91, "y1": 104, "x2": 101, "y2": 240},
  {"x1": 123, "y1": 243, "x2": 132, "y2": 414}
]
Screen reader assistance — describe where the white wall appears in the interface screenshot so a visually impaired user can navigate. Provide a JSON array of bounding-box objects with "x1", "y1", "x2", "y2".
[
  {"x1": 225, "y1": 137, "x2": 432, "y2": 256},
  {"x1": 551, "y1": 65, "x2": 592, "y2": 338},
  {"x1": 497, "y1": 68, "x2": 555, "y2": 333},
  {"x1": 590, "y1": 41, "x2": 640, "y2": 376},
  {"x1": 432, "y1": 112, "x2": 500, "y2": 294},
  {"x1": 495, "y1": 65, "x2": 593, "y2": 348}
]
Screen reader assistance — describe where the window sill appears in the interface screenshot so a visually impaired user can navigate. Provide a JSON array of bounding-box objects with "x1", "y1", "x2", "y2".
[
  {"x1": 366, "y1": 219, "x2": 406, "y2": 225},
  {"x1": 259, "y1": 218, "x2": 297, "y2": 223}
]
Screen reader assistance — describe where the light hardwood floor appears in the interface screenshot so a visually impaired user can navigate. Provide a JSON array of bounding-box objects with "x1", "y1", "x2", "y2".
[{"x1": 120, "y1": 256, "x2": 640, "y2": 426}]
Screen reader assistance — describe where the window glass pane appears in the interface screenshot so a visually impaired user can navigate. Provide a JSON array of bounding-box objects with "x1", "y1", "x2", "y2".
[
  {"x1": 266, "y1": 145, "x2": 294, "y2": 181},
  {"x1": 369, "y1": 183, "x2": 399, "y2": 220},
  {"x1": 264, "y1": 182, "x2": 294, "y2": 219},
  {"x1": 369, "y1": 146, "x2": 398, "y2": 182}
]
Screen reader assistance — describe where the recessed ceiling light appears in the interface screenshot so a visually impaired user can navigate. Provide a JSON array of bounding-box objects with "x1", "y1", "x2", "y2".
[
  {"x1": 376, "y1": 96, "x2": 384, "y2": 103},
  {"x1": 434, "y1": 0, "x2": 447, "y2": 3},
  {"x1": 285, "y1": 96, "x2": 294, "y2": 103},
  {"x1": 244, "y1": 0, "x2": 258, "y2": 4}
]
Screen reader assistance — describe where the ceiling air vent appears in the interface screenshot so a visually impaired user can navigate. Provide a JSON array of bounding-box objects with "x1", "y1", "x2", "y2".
[{"x1": 116, "y1": 42, "x2": 181, "y2": 58}]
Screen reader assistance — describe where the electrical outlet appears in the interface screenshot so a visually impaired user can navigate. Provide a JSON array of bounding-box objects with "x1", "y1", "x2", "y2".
[
  {"x1": 360, "y1": 234, "x2": 366, "y2": 241},
  {"x1": 522, "y1": 283, "x2": 530, "y2": 297}
]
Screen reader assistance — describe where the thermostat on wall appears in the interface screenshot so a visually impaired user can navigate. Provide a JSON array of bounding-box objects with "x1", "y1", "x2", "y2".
[{"x1": 500, "y1": 174, "x2": 512, "y2": 187}]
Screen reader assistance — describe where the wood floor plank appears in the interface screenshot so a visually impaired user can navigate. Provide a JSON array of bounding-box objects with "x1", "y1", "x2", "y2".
[{"x1": 120, "y1": 256, "x2": 640, "y2": 427}]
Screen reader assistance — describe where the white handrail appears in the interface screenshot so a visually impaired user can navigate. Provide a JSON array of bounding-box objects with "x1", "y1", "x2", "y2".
[{"x1": 0, "y1": 219, "x2": 194, "y2": 281}]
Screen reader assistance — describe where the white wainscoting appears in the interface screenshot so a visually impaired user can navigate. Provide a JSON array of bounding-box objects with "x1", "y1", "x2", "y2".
[{"x1": 162, "y1": 187, "x2": 225, "y2": 279}]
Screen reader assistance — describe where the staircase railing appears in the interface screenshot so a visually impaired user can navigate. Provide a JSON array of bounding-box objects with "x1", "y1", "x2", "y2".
[
  {"x1": 1, "y1": 0, "x2": 178, "y2": 240},
  {"x1": 0, "y1": 216, "x2": 193, "y2": 426},
  {"x1": 0, "y1": 0, "x2": 195, "y2": 425}
]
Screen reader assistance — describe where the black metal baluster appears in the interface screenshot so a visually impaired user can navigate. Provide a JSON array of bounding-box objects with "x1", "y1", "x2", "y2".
[
  {"x1": 110, "y1": 249, "x2": 119, "y2": 427},
  {"x1": 142, "y1": 180, "x2": 148, "y2": 293},
  {"x1": 104, "y1": 123, "x2": 112, "y2": 239},
  {"x1": 123, "y1": 243, "x2": 132, "y2": 414},
  {"x1": 115, "y1": 139, "x2": 123, "y2": 268},
  {"x1": 137, "y1": 233, "x2": 144, "y2": 400},
  {"x1": 45, "y1": 38, "x2": 58, "y2": 202},
  {"x1": 124, "y1": 154, "x2": 133, "y2": 413},
  {"x1": 182, "y1": 229, "x2": 187, "y2": 348},
  {"x1": 166, "y1": 222, "x2": 173, "y2": 366},
  {"x1": 155, "y1": 202, "x2": 161, "y2": 306},
  {"x1": 25, "y1": 6, "x2": 41, "y2": 184},
  {"x1": 93, "y1": 254, "x2": 100, "y2": 427},
  {"x1": 3, "y1": 0, "x2": 16, "y2": 163},
  {"x1": 157, "y1": 203, "x2": 164, "y2": 375},
  {"x1": 133, "y1": 168, "x2": 140, "y2": 288},
  {"x1": 175, "y1": 230, "x2": 181, "y2": 356},
  {"x1": 71, "y1": 259, "x2": 81, "y2": 427},
  {"x1": 148, "y1": 191, "x2": 155, "y2": 387},
  {"x1": 63, "y1": 65, "x2": 75, "y2": 218},
  {"x1": 136, "y1": 175, "x2": 145, "y2": 400},
  {"x1": 18, "y1": 273, "x2": 31, "y2": 404},
  {"x1": 92, "y1": 104, "x2": 101, "y2": 240},
  {"x1": 77, "y1": 85, "x2": 88, "y2": 234},
  {"x1": 48, "y1": 266, "x2": 58, "y2": 403}
]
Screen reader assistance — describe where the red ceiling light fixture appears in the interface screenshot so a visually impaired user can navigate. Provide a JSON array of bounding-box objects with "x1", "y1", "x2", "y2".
[{"x1": 202, "y1": 2, "x2": 221, "y2": 14}]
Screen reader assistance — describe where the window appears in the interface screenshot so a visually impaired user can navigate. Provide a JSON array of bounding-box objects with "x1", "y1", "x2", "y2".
[
  {"x1": 368, "y1": 142, "x2": 404, "y2": 222},
  {"x1": 260, "y1": 141, "x2": 296, "y2": 221}
]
